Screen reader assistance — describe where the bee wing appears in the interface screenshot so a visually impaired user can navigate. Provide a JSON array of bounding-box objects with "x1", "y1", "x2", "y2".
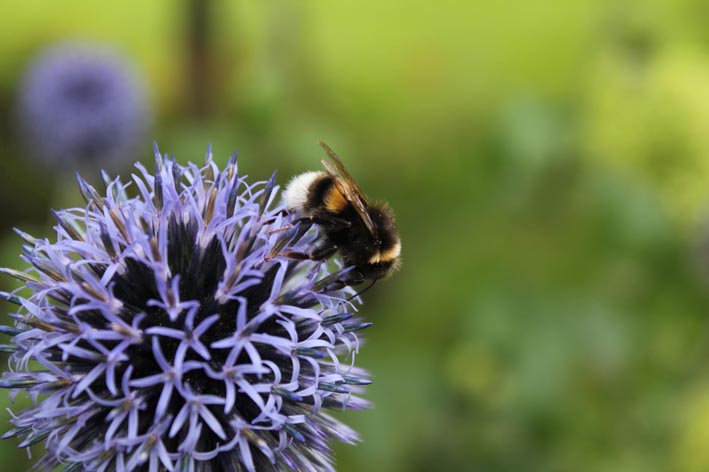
[{"x1": 318, "y1": 141, "x2": 378, "y2": 239}]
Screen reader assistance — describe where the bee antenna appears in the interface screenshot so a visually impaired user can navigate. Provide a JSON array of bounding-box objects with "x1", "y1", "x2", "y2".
[{"x1": 347, "y1": 279, "x2": 377, "y2": 302}]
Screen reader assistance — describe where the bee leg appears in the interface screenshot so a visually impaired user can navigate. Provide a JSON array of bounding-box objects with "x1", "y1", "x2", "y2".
[
  {"x1": 310, "y1": 215, "x2": 352, "y2": 229},
  {"x1": 345, "y1": 278, "x2": 377, "y2": 300},
  {"x1": 269, "y1": 213, "x2": 353, "y2": 254},
  {"x1": 310, "y1": 269, "x2": 349, "y2": 292},
  {"x1": 267, "y1": 224, "x2": 293, "y2": 235},
  {"x1": 267, "y1": 212, "x2": 353, "y2": 262},
  {"x1": 274, "y1": 244, "x2": 338, "y2": 262},
  {"x1": 268, "y1": 219, "x2": 315, "y2": 258},
  {"x1": 268, "y1": 216, "x2": 313, "y2": 236},
  {"x1": 270, "y1": 214, "x2": 351, "y2": 234},
  {"x1": 342, "y1": 269, "x2": 366, "y2": 286},
  {"x1": 314, "y1": 269, "x2": 372, "y2": 299},
  {"x1": 310, "y1": 244, "x2": 339, "y2": 260},
  {"x1": 262, "y1": 208, "x2": 290, "y2": 224}
]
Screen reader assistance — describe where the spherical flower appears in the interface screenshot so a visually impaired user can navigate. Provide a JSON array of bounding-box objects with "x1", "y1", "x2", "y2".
[
  {"x1": 16, "y1": 42, "x2": 150, "y2": 169},
  {"x1": 0, "y1": 145, "x2": 371, "y2": 471}
]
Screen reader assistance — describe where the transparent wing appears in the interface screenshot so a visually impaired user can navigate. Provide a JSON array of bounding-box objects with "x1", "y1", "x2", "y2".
[{"x1": 318, "y1": 141, "x2": 378, "y2": 239}]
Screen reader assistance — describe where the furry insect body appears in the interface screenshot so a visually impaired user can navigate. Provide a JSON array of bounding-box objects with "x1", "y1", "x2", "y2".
[{"x1": 280, "y1": 143, "x2": 401, "y2": 284}]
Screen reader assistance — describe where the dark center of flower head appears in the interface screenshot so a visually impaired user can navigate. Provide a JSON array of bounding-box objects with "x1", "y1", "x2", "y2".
[
  {"x1": 17, "y1": 44, "x2": 149, "y2": 169},
  {"x1": 62, "y1": 75, "x2": 107, "y2": 108},
  {"x1": 0, "y1": 147, "x2": 372, "y2": 472},
  {"x1": 60, "y1": 73, "x2": 122, "y2": 162}
]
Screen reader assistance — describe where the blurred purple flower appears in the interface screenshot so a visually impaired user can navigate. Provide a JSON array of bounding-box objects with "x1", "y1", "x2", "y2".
[
  {"x1": 0, "y1": 146, "x2": 370, "y2": 471},
  {"x1": 16, "y1": 43, "x2": 150, "y2": 169}
]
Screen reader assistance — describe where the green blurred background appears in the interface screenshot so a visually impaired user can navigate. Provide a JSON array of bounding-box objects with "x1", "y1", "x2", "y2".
[{"x1": 3, "y1": 1, "x2": 709, "y2": 471}]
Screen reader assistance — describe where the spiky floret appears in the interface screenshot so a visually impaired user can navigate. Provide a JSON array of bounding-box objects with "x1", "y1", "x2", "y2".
[{"x1": 0, "y1": 145, "x2": 371, "y2": 471}]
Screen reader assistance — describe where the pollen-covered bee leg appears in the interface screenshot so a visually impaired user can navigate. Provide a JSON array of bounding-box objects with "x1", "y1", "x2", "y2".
[
  {"x1": 267, "y1": 224, "x2": 292, "y2": 235},
  {"x1": 267, "y1": 215, "x2": 311, "y2": 236},
  {"x1": 267, "y1": 212, "x2": 351, "y2": 262},
  {"x1": 275, "y1": 243, "x2": 338, "y2": 262},
  {"x1": 268, "y1": 218, "x2": 315, "y2": 257},
  {"x1": 268, "y1": 213, "x2": 352, "y2": 256},
  {"x1": 261, "y1": 208, "x2": 291, "y2": 227}
]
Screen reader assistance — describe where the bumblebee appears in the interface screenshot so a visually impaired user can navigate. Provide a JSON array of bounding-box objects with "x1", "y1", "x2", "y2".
[{"x1": 278, "y1": 142, "x2": 401, "y2": 284}]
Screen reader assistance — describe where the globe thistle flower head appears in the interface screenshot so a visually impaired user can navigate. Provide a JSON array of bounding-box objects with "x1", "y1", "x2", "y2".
[
  {"x1": 0, "y1": 145, "x2": 371, "y2": 471},
  {"x1": 16, "y1": 42, "x2": 150, "y2": 170}
]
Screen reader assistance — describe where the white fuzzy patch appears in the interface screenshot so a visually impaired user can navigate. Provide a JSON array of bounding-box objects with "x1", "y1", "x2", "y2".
[
  {"x1": 283, "y1": 171, "x2": 322, "y2": 211},
  {"x1": 368, "y1": 240, "x2": 401, "y2": 264}
]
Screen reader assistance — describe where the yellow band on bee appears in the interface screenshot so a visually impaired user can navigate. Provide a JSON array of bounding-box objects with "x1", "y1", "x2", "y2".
[{"x1": 325, "y1": 188, "x2": 348, "y2": 213}]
